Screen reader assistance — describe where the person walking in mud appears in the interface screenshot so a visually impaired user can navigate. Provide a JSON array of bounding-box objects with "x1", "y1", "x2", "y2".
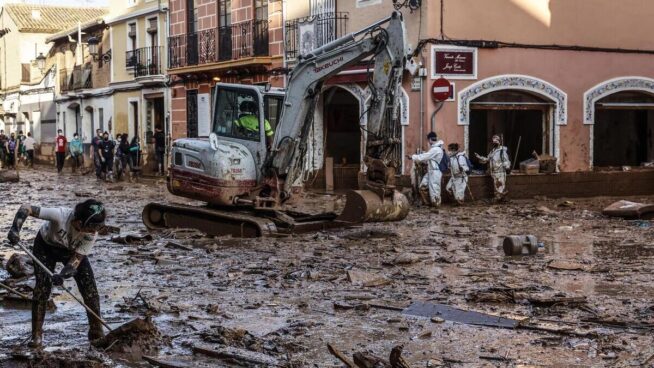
[
  {"x1": 23, "y1": 132, "x2": 35, "y2": 168},
  {"x1": 475, "y1": 135, "x2": 511, "y2": 202},
  {"x1": 70, "y1": 133, "x2": 84, "y2": 173},
  {"x1": 409, "y1": 132, "x2": 445, "y2": 209},
  {"x1": 6, "y1": 199, "x2": 107, "y2": 348},
  {"x1": 153, "y1": 126, "x2": 166, "y2": 176},
  {"x1": 98, "y1": 131, "x2": 115, "y2": 181},
  {"x1": 0, "y1": 130, "x2": 7, "y2": 168},
  {"x1": 91, "y1": 129, "x2": 103, "y2": 179},
  {"x1": 54, "y1": 130, "x2": 67, "y2": 173},
  {"x1": 446, "y1": 143, "x2": 470, "y2": 205}
]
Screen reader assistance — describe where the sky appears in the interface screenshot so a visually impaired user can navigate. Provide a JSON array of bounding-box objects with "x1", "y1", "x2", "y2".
[{"x1": 0, "y1": 0, "x2": 108, "y2": 6}]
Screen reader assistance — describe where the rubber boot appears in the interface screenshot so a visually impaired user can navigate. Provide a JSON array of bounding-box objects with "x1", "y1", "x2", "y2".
[
  {"x1": 88, "y1": 321, "x2": 105, "y2": 342},
  {"x1": 419, "y1": 187, "x2": 430, "y2": 206},
  {"x1": 29, "y1": 301, "x2": 46, "y2": 349}
]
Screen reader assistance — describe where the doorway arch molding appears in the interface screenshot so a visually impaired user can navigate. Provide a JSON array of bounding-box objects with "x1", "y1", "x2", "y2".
[
  {"x1": 583, "y1": 76, "x2": 654, "y2": 124},
  {"x1": 458, "y1": 74, "x2": 568, "y2": 126},
  {"x1": 458, "y1": 74, "x2": 566, "y2": 161},
  {"x1": 584, "y1": 76, "x2": 654, "y2": 169}
]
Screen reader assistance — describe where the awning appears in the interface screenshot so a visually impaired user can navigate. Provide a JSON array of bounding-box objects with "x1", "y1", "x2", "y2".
[{"x1": 325, "y1": 67, "x2": 369, "y2": 85}]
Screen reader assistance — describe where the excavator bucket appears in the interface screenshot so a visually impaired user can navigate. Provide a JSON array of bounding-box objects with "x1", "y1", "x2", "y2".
[{"x1": 337, "y1": 190, "x2": 409, "y2": 223}]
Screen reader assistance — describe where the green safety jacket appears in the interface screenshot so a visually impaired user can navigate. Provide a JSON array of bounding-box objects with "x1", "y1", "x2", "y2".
[{"x1": 234, "y1": 115, "x2": 273, "y2": 137}]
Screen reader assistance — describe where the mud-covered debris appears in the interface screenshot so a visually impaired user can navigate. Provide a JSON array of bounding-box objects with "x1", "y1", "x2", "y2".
[
  {"x1": 603, "y1": 200, "x2": 654, "y2": 219},
  {"x1": 92, "y1": 317, "x2": 166, "y2": 358},
  {"x1": 142, "y1": 355, "x2": 190, "y2": 368},
  {"x1": 6, "y1": 253, "x2": 34, "y2": 278},
  {"x1": 344, "y1": 228, "x2": 401, "y2": 240},
  {"x1": 391, "y1": 253, "x2": 420, "y2": 265},
  {"x1": 110, "y1": 233, "x2": 153, "y2": 245},
  {"x1": 547, "y1": 260, "x2": 589, "y2": 271},
  {"x1": 192, "y1": 344, "x2": 281, "y2": 367},
  {"x1": 353, "y1": 351, "x2": 390, "y2": 367},
  {"x1": 8, "y1": 349, "x2": 109, "y2": 368},
  {"x1": 389, "y1": 345, "x2": 412, "y2": 368},
  {"x1": 327, "y1": 343, "x2": 356, "y2": 367},
  {"x1": 347, "y1": 270, "x2": 391, "y2": 287},
  {"x1": 200, "y1": 326, "x2": 262, "y2": 351},
  {"x1": 0, "y1": 170, "x2": 19, "y2": 183},
  {"x1": 164, "y1": 241, "x2": 192, "y2": 251}
]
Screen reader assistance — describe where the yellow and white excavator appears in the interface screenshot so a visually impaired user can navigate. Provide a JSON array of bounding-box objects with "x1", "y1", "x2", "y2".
[{"x1": 143, "y1": 12, "x2": 411, "y2": 237}]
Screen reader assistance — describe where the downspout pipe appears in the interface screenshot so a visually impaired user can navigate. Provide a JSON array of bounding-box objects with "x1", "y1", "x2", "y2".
[{"x1": 430, "y1": 101, "x2": 444, "y2": 133}]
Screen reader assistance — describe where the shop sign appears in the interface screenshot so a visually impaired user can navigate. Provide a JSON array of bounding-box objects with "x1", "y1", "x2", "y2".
[{"x1": 431, "y1": 45, "x2": 477, "y2": 80}]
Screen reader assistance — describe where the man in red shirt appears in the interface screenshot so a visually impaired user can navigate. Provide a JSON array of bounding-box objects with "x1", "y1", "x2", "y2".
[{"x1": 55, "y1": 130, "x2": 67, "y2": 173}]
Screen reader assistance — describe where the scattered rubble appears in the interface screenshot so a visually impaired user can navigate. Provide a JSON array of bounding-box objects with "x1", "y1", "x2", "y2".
[{"x1": 1, "y1": 169, "x2": 654, "y2": 366}]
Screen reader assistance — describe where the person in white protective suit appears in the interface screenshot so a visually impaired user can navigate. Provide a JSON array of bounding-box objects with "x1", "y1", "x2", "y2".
[
  {"x1": 475, "y1": 135, "x2": 511, "y2": 202},
  {"x1": 410, "y1": 132, "x2": 445, "y2": 208},
  {"x1": 446, "y1": 143, "x2": 470, "y2": 205}
]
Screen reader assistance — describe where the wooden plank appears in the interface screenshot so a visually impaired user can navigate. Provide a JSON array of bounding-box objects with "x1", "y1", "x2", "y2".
[
  {"x1": 325, "y1": 156, "x2": 334, "y2": 192},
  {"x1": 192, "y1": 345, "x2": 281, "y2": 366}
]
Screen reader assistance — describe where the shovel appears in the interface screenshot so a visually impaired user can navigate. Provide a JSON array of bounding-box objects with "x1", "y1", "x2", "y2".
[
  {"x1": 15, "y1": 241, "x2": 113, "y2": 331},
  {"x1": 13, "y1": 241, "x2": 156, "y2": 346}
]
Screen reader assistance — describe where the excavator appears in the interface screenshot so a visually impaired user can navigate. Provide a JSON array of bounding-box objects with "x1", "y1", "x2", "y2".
[{"x1": 143, "y1": 11, "x2": 411, "y2": 237}]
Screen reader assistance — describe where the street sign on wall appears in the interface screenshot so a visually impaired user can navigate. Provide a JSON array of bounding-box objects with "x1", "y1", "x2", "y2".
[
  {"x1": 431, "y1": 45, "x2": 477, "y2": 80},
  {"x1": 431, "y1": 78, "x2": 452, "y2": 102}
]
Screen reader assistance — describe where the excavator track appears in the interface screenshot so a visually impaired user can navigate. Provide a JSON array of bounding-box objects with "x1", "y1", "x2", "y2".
[
  {"x1": 142, "y1": 203, "x2": 279, "y2": 237},
  {"x1": 143, "y1": 190, "x2": 409, "y2": 238}
]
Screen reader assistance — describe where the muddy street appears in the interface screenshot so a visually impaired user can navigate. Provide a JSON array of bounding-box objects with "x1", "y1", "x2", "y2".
[{"x1": 1, "y1": 168, "x2": 653, "y2": 367}]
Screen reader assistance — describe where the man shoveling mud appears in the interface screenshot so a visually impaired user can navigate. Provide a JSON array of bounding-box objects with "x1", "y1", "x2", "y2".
[{"x1": 6, "y1": 200, "x2": 107, "y2": 348}]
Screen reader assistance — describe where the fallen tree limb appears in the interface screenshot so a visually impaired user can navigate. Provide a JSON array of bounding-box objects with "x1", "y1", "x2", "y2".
[{"x1": 327, "y1": 343, "x2": 356, "y2": 368}]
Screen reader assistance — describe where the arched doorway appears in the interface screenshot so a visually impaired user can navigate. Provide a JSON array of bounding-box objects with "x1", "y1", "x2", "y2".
[
  {"x1": 469, "y1": 90, "x2": 555, "y2": 167},
  {"x1": 322, "y1": 87, "x2": 361, "y2": 189},
  {"x1": 593, "y1": 91, "x2": 654, "y2": 168}
]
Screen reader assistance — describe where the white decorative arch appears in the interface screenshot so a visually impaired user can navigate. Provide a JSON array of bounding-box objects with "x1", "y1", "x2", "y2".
[
  {"x1": 458, "y1": 74, "x2": 568, "y2": 126},
  {"x1": 583, "y1": 76, "x2": 654, "y2": 124},
  {"x1": 333, "y1": 83, "x2": 371, "y2": 125}
]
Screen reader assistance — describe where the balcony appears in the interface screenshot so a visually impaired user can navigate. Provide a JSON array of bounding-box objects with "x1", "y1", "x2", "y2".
[
  {"x1": 285, "y1": 12, "x2": 348, "y2": 61},
  {"x1": 126, "y1": 46, "x2": 164, "y2": 77},
  {"x1": 60, "y1": 64, "x2": 92, "y2": 92},
  {"x1": 168, "y1": 19, "x2": 270, "y2": 69}
]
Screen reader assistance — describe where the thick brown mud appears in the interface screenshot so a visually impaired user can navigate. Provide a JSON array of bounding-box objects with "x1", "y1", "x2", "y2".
[{"x1": 1, "y1": 167, "x2": 653, "y2": 367}]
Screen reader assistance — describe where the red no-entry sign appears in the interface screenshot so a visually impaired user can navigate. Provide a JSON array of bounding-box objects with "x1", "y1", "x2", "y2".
[{"x1": 431, "y1": 78, "x2": 452, "y2": 102}]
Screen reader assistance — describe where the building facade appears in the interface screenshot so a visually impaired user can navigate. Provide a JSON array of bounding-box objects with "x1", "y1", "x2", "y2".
[
  {"x1": 48, "y1": 18, "x2": 110, "y2": 152},
  {"x1": 106, "y1": 0, "x2": 169, "y2": 170},
  {"x1": 162, "y1": 0, "x2": 654, "y2": 192},
  {"x1": 167, "y1": 0, "x2": 284, "y2": 140},
  {"x1": 351, "y1": 0, "x2": 654, "y2": 174},
  {"x1": 0, "y1": 4, "x2": 106, "y2": 150}
]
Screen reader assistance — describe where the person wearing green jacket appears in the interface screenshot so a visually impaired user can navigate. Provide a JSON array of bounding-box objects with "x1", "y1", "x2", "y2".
[{"x1": 69, "y1": 133, "x2": 84, "y2": 173}]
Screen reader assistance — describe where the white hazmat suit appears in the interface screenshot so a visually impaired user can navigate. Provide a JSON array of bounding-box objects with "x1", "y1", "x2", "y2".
[
  {"x1": 446, "y1": 152, "x2": 470, "y2": 204},
  {"x1": 477, "y1": 145, "x2": 511, "y2": 201},
  {"x1": 412, "y1": 140, "x2": 445, "y2": 206}
]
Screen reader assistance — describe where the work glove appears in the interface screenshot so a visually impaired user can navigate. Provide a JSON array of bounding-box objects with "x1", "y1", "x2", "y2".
[
  {"x1": 51, "y1": 264, "x2": 76, "y2": 286},
  {"x1": 7, "y1": 228, "x2": 19, "y2": 245}
]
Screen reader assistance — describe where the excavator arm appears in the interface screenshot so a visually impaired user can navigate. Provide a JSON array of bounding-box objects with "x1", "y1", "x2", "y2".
[{"x1": 263, "y1": 11, "x2": 409, "y2": 200}]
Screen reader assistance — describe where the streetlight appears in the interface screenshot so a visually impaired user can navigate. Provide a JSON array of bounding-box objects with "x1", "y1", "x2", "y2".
[
  {"x1": 86, "y1": 35, "x2": 111, "y2": 63},
  {"x1": 87, "y1": 36, "x2": 99, "y2": 58},
  {"x1": 35, "y1": 52, "x2": 46, "y2": 73}
]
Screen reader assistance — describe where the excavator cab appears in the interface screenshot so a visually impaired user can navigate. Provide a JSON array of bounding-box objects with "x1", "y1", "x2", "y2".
[{"x1": 212, "y1": 84, "x2": 284, "y2": 163}]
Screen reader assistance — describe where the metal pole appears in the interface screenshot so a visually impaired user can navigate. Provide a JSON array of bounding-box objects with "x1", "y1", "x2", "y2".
[{"x1": 15, "y1": 242, "x2": 112, "y2": 331}]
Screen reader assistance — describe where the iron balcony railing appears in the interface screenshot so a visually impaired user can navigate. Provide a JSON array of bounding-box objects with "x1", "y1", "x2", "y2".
[
  {"x1": 167, "y1": 19, "x2": 269, "y2": 69},
  {"x1": 126, "y1": 46, "x2": 164, "y2": 77},
  {"x1": 285, "y1": 12, "x2": 348, "y2": 61}
]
